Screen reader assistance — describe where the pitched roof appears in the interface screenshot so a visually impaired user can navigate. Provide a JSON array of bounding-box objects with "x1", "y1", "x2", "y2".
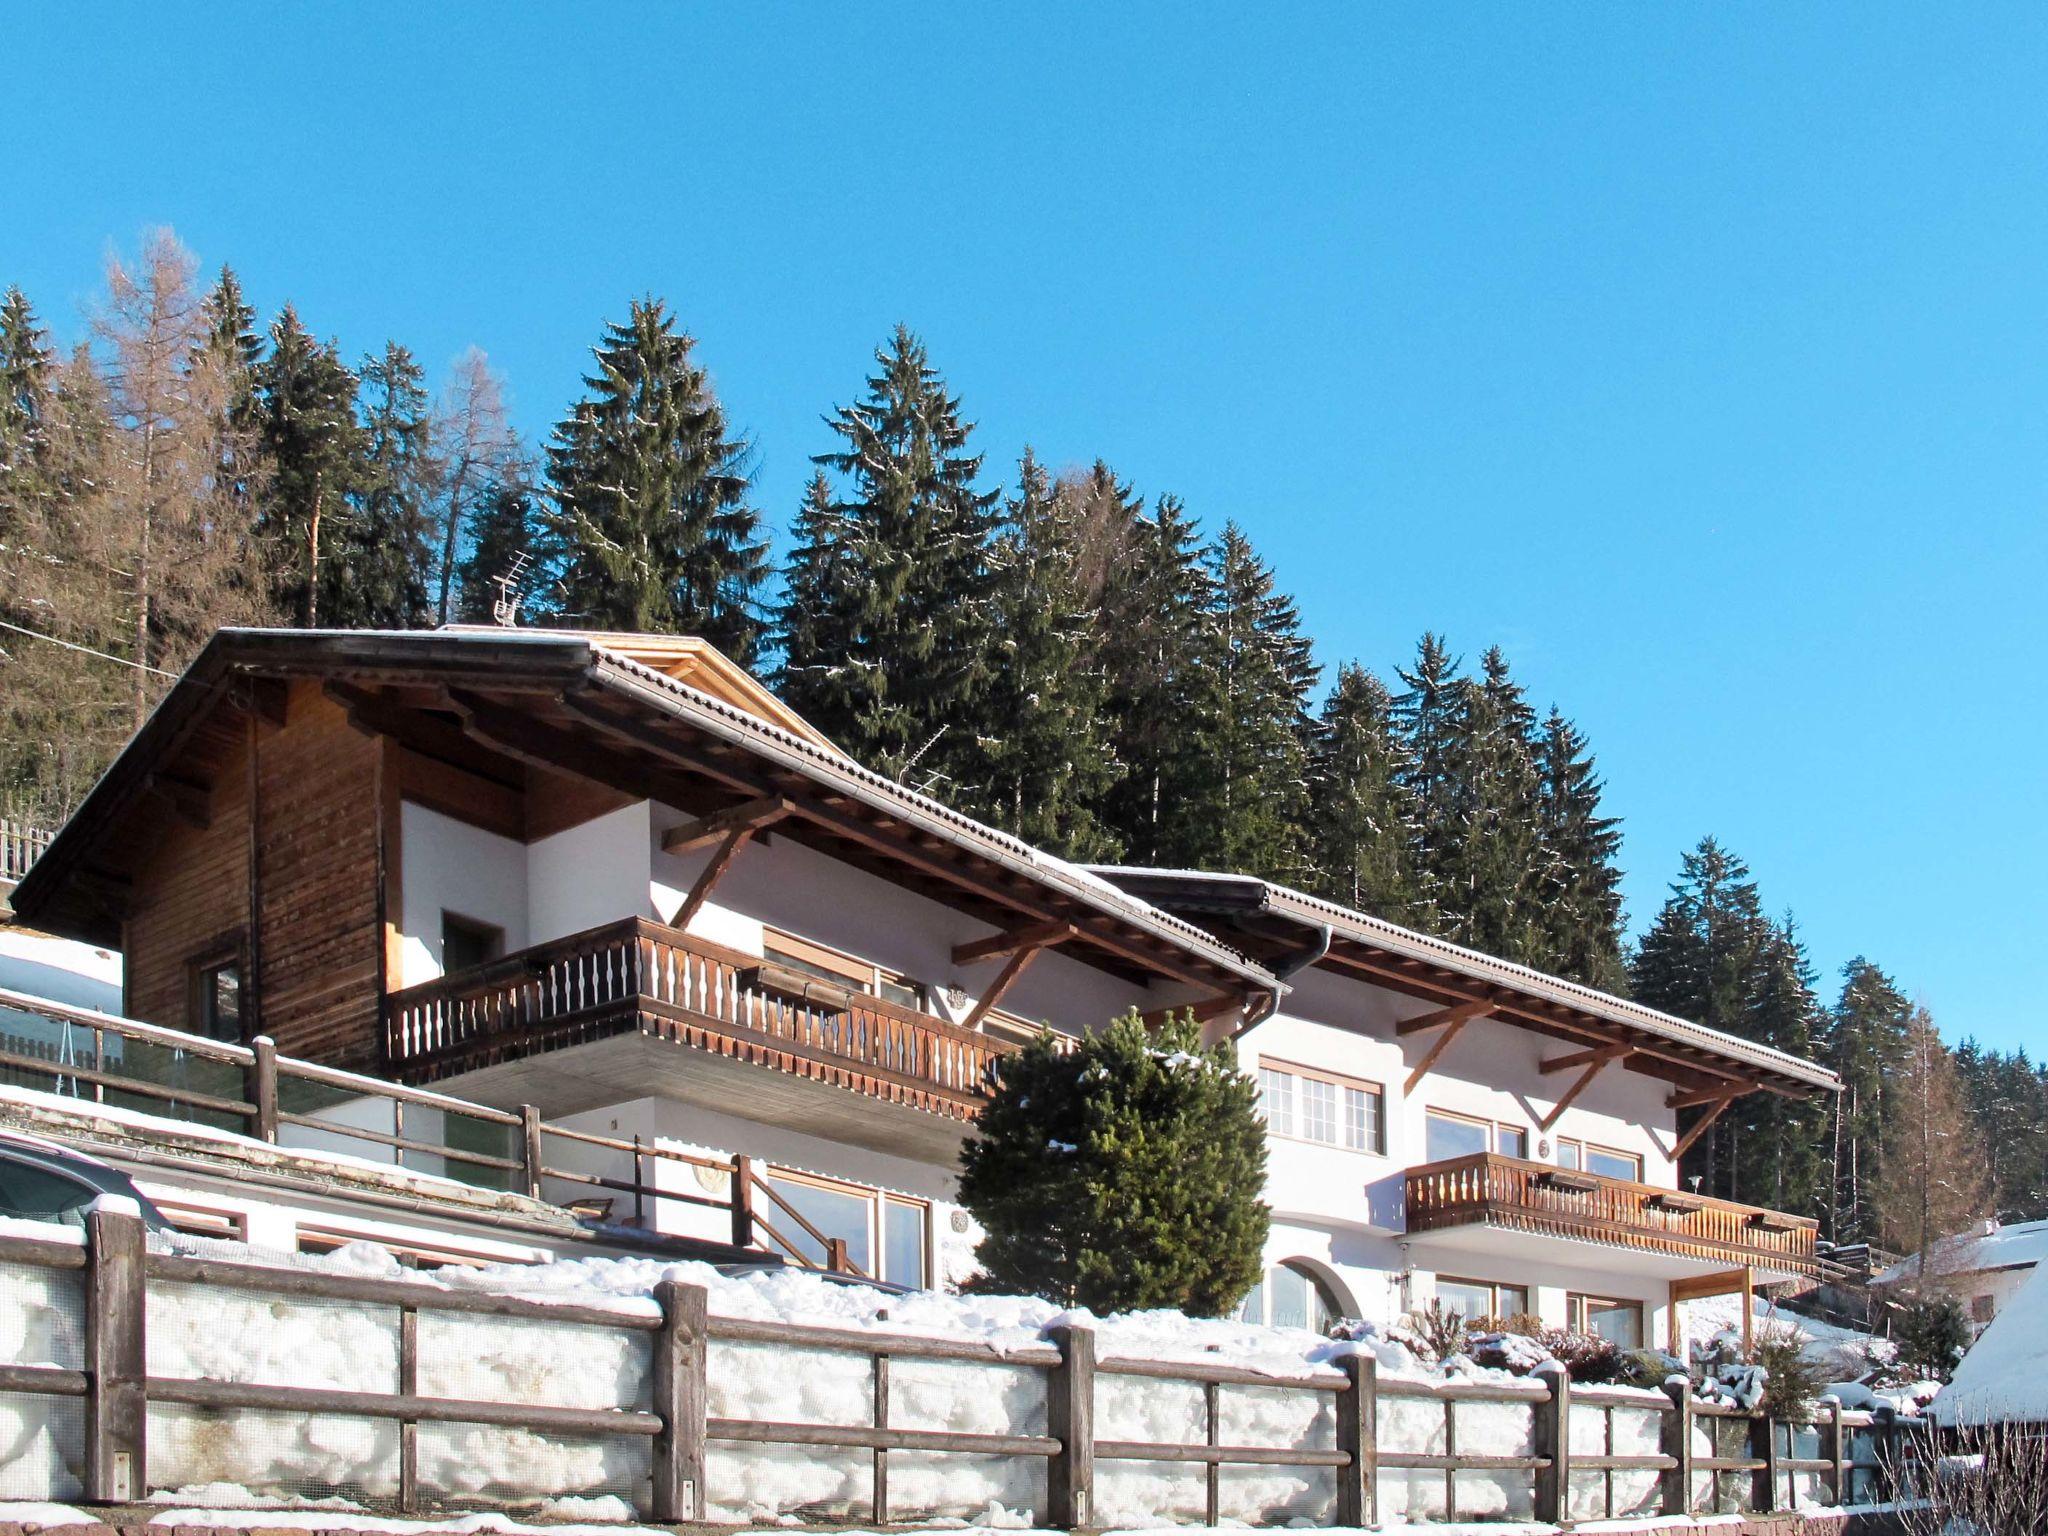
[{"x1": 1088, "y1": 866, "x2": 1840, "y2": 1097}]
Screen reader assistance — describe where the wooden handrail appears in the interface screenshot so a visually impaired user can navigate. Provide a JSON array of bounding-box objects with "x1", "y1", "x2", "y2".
[
  {"x1": 1403, "y1": 1151, "x2": 1819, "y2": 1273},
  {"x1": 384, "y1": 915, "x2": 1023, "y2": 1120}
]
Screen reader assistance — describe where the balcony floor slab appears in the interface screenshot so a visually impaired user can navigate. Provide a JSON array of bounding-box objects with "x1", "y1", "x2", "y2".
[{"x1": 1402, "y1": 1219, "x2": 1811, "y2": 1287}]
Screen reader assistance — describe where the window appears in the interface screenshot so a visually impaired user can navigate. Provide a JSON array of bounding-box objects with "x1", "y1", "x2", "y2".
[
  {"x1": 759, "y1": 1168, "x2": 929, "y2": 1288},
  {"x1": 1971, "y1": 1293, "x2": 1996, "y2": 1325},
  {"x1": 1258, "y1": 1061, "x2": 1384, "y2": 1154},
  {"x1": 1557, "y1": 1138, "x2": 1643, "y2": 1182},
  {"x1": 191, "y1": 957, "x2": 242, "y2": 1042},
  {"x1": 441, "y1": 912, "x2": 505, "y2": 976},
  {"x1": 1497, "y1": 1125, "x2": 1529, "y2": 1160},
  {"x1": 1436, "y1": 1276, "x2": 1531, "y2": 1324},
  {"x1": 1569, "y1": 1293, "x2": 1644, "y2": 1350},
  {"x1": 1425, "y1": 1109, "x2": 1527, "y2": 1162},
  {"x1": 1237, "y1": 1261, "x2": 1342, "y2": 1333},
  {"x1": 763, "y1": 929, "x2": 928, "y2": 1013}
]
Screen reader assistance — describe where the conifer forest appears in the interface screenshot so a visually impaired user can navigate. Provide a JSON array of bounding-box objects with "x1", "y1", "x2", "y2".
[{"x1": 1, "y1": 230, "x2": 2028, "y2": 1251}]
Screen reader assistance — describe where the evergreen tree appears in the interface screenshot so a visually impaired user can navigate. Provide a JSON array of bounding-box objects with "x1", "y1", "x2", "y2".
[
  {"x1": 1093, "y1": 493, "x2": 1223, "y2": 865},
  {"x1": 545, "y1": 300, "x2": 766, "y2": 656},
  {"x1": 1307, "y1": 662, "x2": 1416, "y2": 919},
  {"x1": 253, "y1": 306, "x2": 363, "y2": 627},
  {"x1": 326, "y1": 341, "x2": 434, "y2": 629},
  {"x1": 774, "y1": 325, "x2": 1000, "y2": 790},
  {"x1": 1392, "y1": 633, "x2": 1467, "y2": 933},
  {"x1": 1438, "y1": 647, "x2": 1543, "y2": 960},
  {"x1": 957, "y1": 1010, "x2": 1269, "y2": 1316},
  {"x1": 1532, "y1": 709, "x2": 1626, "y2": 990},
  {"x1": 1629, "y1": 838, "x2": 1768, "y2": 1197},
  {"x1": 0, "y1": 288, "x2": 52, "y2": 525},
  {"x1": 1821, "y1": 959, "x2": 1914, "y2": 1244},
  {"x1": 976, "y1": 451, "x2": 1118, "y2": 858},
  {"x1": 1733, "y1": 915, "x2": 1829, "y2": 1214},
  {"x1": 1205, "y1": 521, "x2": 1318, "y2": 882},
  {"x1": 455, "y1": 477, "x2": 544, "y2": 625},
  {"x1": 193, "y1": 266, "x2": 269, "y2": 522}
]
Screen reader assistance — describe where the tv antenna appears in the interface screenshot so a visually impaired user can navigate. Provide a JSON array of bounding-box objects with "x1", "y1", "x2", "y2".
[{"x1": 491, "y1": 551, "x2": 533, "y2": 628}]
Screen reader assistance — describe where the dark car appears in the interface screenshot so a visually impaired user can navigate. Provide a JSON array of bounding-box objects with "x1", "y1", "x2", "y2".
[{"x1": 0, "y1": 1129, "x2": 173, "y2": 1232}]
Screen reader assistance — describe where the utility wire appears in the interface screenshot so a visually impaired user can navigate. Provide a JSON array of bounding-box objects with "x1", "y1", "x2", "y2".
[{"x1": 0, "y1": 618, "x2": 178, "y2": 678}]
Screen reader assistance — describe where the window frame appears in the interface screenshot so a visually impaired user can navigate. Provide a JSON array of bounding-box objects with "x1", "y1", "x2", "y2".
[
  {"x1": 1423, "y1": 1107, "x2": 1529, "y2": 1163},
  {"x1": 186, "y1": 945, "x2": 246, "y2": 1044},
  {"x1": 1567, "y1": 1292, "x2": 1645, "y2": 1348},
  {"x1": 757, "y1": 1163, "x2": 932, "y2": 1289},
  {"x1": 1238, "y1": 1259, "x2": 1343, "y2": 1332},
  {"x1": 1556, "y1": 1137, "x2": 1644, "y2": 1183},
  {"x1": 440, "y1": 910, "x2": 506, "y2": 976},
  {"x1": 1436, "y1": 1274, "x2": 1532, "y2": 1324},
  {"x1": 762, "y1": 928, "x2": 928, "y2": 1014},
  {"x1": 1258, "y1": 1058, "x2": 1386, "y2": 1155}
]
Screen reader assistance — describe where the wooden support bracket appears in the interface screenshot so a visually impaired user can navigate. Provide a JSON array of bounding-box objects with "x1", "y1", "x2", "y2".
[
  {"x1": 1672, "y1": 1092, "x2": 1739, "y2": 1160},
  {"x1": 1404, "y1": 1012, "x2": 1479, "y2": 1094},
  {"x1": 952, "y1": 919, "x2": 1077, "y2": 967},
  {"x1": 1395, "y1": 998, "x2": 1495, "y2": 1037},
  {"x1": 1539, "y1": 1040, "x2": 1632, "y2": 1074},
  {"x1": 673, "y1": 826, "x2": 756, "y2": 930},
  {"x1": 1538, "y1": 1046, "x2": 1632, "y2": 1130},
  {"x1": 660, "y1": 794, "x2": 792, "y2": 855},
  {"x1": 1668, "y1": 1078, "x2": 1757, "y2": 1110}
]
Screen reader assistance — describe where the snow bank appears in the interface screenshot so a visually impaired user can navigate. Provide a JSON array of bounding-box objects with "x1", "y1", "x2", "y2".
[{"x1": 1931, "y1": 1256, "x2": 2048, "y2": 1426}]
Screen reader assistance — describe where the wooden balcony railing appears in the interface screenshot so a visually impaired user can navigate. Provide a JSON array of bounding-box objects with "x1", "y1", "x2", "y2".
[
  {"x1": 1404, "y1": 1152, "x2": 1820, "y2": 1277},
  {"x1": 384, "y1": 917, "x2": 1019, "y2": 1121}
]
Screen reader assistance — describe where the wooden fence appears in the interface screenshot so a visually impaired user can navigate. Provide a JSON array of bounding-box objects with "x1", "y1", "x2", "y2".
[
  {"x1": 0, "y1": 819, "x2": 50, "y2": 886},
  {"x1": 0, "y1": 985, "x2": 865, "y2": 1276},
  {"x1": 0, "y1": 1209, "x2": 1927, "y2": 1527}
]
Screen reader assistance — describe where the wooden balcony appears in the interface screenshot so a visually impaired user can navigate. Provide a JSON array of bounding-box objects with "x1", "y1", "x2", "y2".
[
  {"x1": 384, "y1": 917, "x2": 1016, "y2": 1124},
  {"x1": 1404, "y1": 1152, "x2": 1820, "y2": 1279}
]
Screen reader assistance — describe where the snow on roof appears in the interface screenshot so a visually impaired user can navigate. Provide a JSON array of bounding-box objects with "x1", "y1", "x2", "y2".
[
  {"x1": 1931, "y1": 1259, "x2": 2048, "y2": 1425},
  {"x1": 1875, "y1": 1218, "x2": 2048, "y2": 1284},
  {"x1": 0, "y1": 927, "x2": 122, "y2": 1014}
]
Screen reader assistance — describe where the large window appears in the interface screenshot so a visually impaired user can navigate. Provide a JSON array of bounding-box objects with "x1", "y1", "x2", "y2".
[
  {"x1": 759, "y1": 1167, "x2": 929, "y2": 1288},
  {"x1": 1424, "y1": 1109, "x2": 1527, "y2": 1163},
  {"x1": 1435, "y1": 1276, "x2": 1531, "y2": 1324},
  {"x1": 763, "y1": 929, "x2": 926, "y2": 1012},
  {"x1": 1568, "y1": 1293, "x2": 1643, "y2": 1349},
  {"x1": 1237, "y1": 1261, "x2": 1342, "y2": 1333},
  {"x1": 1557, "y1": 1139, "x2": 1644, "y2": 1183},
  {"x1": 1258, "y1": 1060, "x2": 1384, "y2": 1155}
]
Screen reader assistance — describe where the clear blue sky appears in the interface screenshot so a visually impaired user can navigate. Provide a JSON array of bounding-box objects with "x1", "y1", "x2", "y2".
[{"x1": 8, "y1": 6, "x2": 2045, "y2": 1051}]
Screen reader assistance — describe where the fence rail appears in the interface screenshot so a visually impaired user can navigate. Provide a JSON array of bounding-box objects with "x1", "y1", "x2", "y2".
[
  {"x1": 0, "y1": 1211, "x2": 1930, "y2": 1528},
  {"x1": 0, "y1": 984, "x2": 865, "y2": 1275},
  {"x1": 384, "y1": 917, "x2": 1017, "y2": 1122},
  {"x1": 0, "y1": 818, "x2": 51, "y2": 885}
]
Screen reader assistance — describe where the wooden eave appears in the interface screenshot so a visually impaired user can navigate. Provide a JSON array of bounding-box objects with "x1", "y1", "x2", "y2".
[{"x1": 17, "y1": 630, "x2": 1271, "y2": 1002}]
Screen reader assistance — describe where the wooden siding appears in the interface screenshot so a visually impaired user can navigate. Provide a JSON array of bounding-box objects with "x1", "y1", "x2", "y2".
[
  {"x1": 252, "y1": 685, "x2": 384, "y2": 1068},
  {"x1": 123, "y1": 735, "x2": 253, "y2": 1029}
]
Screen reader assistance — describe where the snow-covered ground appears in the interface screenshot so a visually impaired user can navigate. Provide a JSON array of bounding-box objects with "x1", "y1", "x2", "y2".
[
  {"x1": 1931, "y1": 1258, "x2": 2048, "y2": 1426},
  {"x1": 1683, "y1": 1293, "x2": 1931, "y2": 1413}
]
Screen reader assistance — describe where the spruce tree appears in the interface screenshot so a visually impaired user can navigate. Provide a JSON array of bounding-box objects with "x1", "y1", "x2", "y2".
[
  {"x1": 456, "y1": 477, "x2": 544, "y2": 625},
  {"x1": 976, "y1": 451, "x2": 1118, "y2": 858},
  {"x1": 1439, "y1": 647, "x2": 1543, "y2": 960},
  {"x1": 253, "y1": 306, "x2": 363, "y2": 627},
  {"x1": 1392, "y1": 633, "x2": 1467, "y2": 933},
  {"x1": 774, "y1": 325, "x2": 1000, "y2": 790},
  {"x1": 1732, "y1": 915, "x2": 1829, "y2": 1213},
  {"x1": 1533, "y1": 708, "x2": 1626, "y2": 990},
  {"x1": 545, "y1": 300, "x2": 766, "y2": 656},
  {"x1": 1093, "y1": 493, "x2": 1224, "y2": 866},
  {"x1": 322, "y1": 341, "x2": 435, "y2": 629},
  {"x1": 193, "y1": 266, "x2": 268, "y2": 523},
  {"x1": 1206, "y1": 522, "x2": 1318, "y2": 882},
  {"x1": 1821, "y1": 958, "x2": 1914, "y2": 1244},
  {"x1": 1308, "y1": 663, "x2": 1416, "y2": 919},
  {"x1": 0, "y1": 288, "x2": 52, "y2": 526},
  {"x1": 957, "y1": 1010, "x2": 1269, "y2": 1316}
]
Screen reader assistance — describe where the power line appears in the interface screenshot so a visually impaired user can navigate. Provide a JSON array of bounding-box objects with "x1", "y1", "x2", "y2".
[{"x1": 0, "y1": 618, "x2": 178, "y2": 678}]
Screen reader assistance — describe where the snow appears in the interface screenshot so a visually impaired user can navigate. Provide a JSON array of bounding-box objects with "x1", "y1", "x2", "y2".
[
  {"x1": 0, "y1": 932, "x2": 122, "y2": 1015},
  {"x1": 1875, "y1": 1217, "x2": 2048, "y2": 1285},
  {"x1": 1930, "y1": 1257, "x2": 2048, "y2": 1426}
]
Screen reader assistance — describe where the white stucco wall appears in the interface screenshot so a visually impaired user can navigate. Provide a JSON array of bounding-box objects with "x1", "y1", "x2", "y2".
[
  {"x1": 397, "y1": 802, "x2": 529, "y2": 986},
  {"x1": 527, "y1": 800, "x2": 655, "y2": 943}
]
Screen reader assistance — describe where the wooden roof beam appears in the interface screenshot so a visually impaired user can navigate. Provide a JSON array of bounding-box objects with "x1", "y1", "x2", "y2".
[
  {"x1": 1668, "y1": 1079, "x2": 1758, "y2": 1110},
  {"x1": 1540, "y1": 1040, "x2": 1634, "y2": 1074},
  {"x1": 660, "y1": 794, "x2": 793, "y2": 855},
  {"x1": 952, "y1": 920, "x2": 1078, "y2": 967},
  {"x1": 1538, "y1": 1046, "x2": 1634, "y2": 1130},
  {"x1": 1396, "y1": 998, "x2": 1497, "y2": 1037},
  {"x1": 1671, "y1": 1093, "x2": 1739, "y2": 1161}
]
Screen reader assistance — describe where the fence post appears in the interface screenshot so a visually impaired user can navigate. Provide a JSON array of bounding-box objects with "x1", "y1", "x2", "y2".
[
  {"x1": 519, "y1": 1104, "x2": 544, "y2": 1199},
  {"x1": 730, "y1": 1154, "x2": 756, "y2": 1250},
  {"x1": 1047, "y1": 1322, "x2": 1095, "y2": 1529},
  {"x1": 1750, "y1": 1408, "x2": 1780, "y2": 1513},
  {"x1": 1822, "y1": 1396, "x2": 1845, "y2": 1508},
  {"x1": 247, "y1": 1036, "x2": 279, "y2": 1142},
  {"x1": 1336, "y1": 1352, "x2": 1377, "y2": 1528},
  {"x1": 1660, "y1": 1375, "x2": 1693, "y2": 1516},
  {"x1": 85, "y1": 1201, "x2": 147, "y2": 1504},
  {"x1": 1532, "y1": 1359, "x2": 1571, "y2": 1526},
  {"x1": 653, "y1": 1279, "x2": 708, "y2": 1523}
]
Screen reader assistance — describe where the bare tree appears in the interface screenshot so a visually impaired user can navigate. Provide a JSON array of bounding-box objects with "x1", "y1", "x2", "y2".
[
  {"x1": 430, "y1": 347, "x2": 524, "y2": 624},
  {"x1": 1872, "y1": 1005, "x2": 1996, "y2": 1287}
]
